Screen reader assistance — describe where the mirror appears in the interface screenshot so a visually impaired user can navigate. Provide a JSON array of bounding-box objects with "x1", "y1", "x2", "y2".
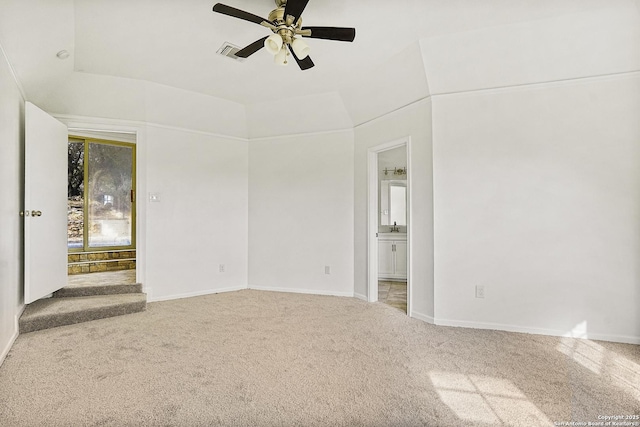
[{"x1": 380, "y1": 180, "x2": 406, "y2": 226}]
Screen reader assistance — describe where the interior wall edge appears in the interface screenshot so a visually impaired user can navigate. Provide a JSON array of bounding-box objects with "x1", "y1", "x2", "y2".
[
  {"x1": 0, "y1": 328, "x2": 20, "y2": 367},
  {"x1": 429, "y1": 69, "x2": 640, "y2": 99},
  {"x1": 55, "y1": 114, "x2": 248, "y2": 143},
  {"x1": 353, "y1": 96, "x2": 432, "y2": 129},
  {"x1": 417, "y1": 38, "x2": 432, "y2": 97},
  {"x1": 410, "y1": 311, "x2": 435, "y2": 325},
  {"x1": 351, "y1": 70, "x2": 640, "y2": 130},
  {"x1": 56, "y1": 113, "x2": 358, "y2": 143},
  {"x1": 248, "y1": 127, "x2": 354, "y2": 143},
  {"x1": 0, "y1": 301, "x2": 24, "y2": 366},
  {"x1": 353, "y1": 293, "x2": 367, "y2": 301},
  {"x1": 0, "y1": 38, "x2": 26, "y2": 101}
]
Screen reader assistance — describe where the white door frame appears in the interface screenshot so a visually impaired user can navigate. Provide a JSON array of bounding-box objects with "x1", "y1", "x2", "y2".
[{"x1": 367, "y1": 137, "x2": 412, "y2": 315}]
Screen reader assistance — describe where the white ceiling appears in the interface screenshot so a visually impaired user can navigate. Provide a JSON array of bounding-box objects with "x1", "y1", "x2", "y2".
[{"x1": 0, "y1": 0, "x2": 638, "y2": 133}]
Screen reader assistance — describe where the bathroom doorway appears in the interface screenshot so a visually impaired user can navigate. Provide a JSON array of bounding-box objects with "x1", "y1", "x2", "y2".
[{"x1": 368, "y1": 138, "x2": 410, "y2": 315}]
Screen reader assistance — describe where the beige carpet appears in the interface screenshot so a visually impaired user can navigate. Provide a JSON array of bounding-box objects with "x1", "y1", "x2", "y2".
[{"x1": 1, "y1": 290, "x2": 638, "y2": 426}]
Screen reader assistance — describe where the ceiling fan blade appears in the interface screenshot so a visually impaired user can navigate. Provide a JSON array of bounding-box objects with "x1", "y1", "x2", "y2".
[
  {"x1": 301, "y1": 26, "x2": 356, "y2": 42},
  {"x1": 290, "y1": 48, "x2": 314, "y2": 71},
  {"x1": 284, "y1": 0, "x2": 310, "y2": 23},
  {"x1": 212, "y1": 3, "x2": 272, "y2": 26},
  {"x1": 235, "y1": 36, "x2": 268, "y2": 58}
]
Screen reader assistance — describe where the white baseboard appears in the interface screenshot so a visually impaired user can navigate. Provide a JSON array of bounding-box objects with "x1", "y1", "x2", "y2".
[
  {"x1": 580, "y1": 332, "x2": 640, "y2": 345},
  {"x1": 410, "y1": 310, "x2": 435, "y2": 324},
  {"x1": 148, "y1": 286, "x2": 247, "y2": 303},
  {"x1": 354, "y1": 293, "x2": 368, "y2": 301},
  {"x1": 248, "y1": 285, "x2": 354, "y2": 298},
  {"x1": 434, "y1": 318, "x2": 640, "y2": 345}
]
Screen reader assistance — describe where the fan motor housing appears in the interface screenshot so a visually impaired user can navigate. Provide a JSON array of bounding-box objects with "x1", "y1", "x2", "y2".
[{"x1": 268, "y1": 7, "x2": 285, "y2": 23}]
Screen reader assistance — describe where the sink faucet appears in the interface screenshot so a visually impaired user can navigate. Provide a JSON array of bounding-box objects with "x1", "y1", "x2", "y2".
[{"x1": 390, "y1": 221, "x2": 400, "y2": 232}]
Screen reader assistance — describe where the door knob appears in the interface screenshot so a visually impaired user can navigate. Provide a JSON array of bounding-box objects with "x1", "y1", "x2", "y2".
[{"x1": 31, "y1": 210, "x2": 42, "y2": 217}]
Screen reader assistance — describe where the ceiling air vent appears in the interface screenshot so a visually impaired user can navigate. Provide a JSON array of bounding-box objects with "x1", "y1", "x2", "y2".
[{"x1": 216, "y1": 42, "x2": 245, "y2": 62}]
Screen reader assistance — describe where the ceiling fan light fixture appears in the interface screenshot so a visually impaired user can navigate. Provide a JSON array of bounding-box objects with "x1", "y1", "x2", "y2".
[
  {"x1": 264, "y1": 33, "x2": 283, "y2": 55},
  {"x1": 211, "y1": 1, "x2": 356, "y2": 70},
  {"x1": 274, "y1": 46, "x2": 289, "y2": 66},
  {"x1": 291, "y1": 38, "x2": 310, "y2": 59}
]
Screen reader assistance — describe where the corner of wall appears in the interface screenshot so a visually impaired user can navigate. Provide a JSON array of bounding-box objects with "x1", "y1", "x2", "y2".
[
  {"x1": 411, "y1": 311, "x2": 435, "y2": 325},
  {"x1": 0, "y1": 325, "x2": 19, "y2": 368}
]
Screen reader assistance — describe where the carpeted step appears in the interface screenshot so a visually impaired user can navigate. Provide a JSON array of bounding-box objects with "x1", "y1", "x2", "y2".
[
  {"x1": 19, "y1": 294, "x2": 147, "y2": 334},
  {"x1": 53, "y1": 282, "x2": 143, "y2": 298}
]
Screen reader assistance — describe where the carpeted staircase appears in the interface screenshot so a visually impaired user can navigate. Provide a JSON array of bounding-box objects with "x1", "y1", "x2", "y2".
[{"x1": 19, "y1": 272, "x2": 146, "y2": 334}]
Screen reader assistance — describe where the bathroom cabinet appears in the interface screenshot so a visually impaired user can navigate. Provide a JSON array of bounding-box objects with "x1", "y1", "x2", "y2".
[{"x1": 378, "y1": 233, "x2": 407, "y2": 280}]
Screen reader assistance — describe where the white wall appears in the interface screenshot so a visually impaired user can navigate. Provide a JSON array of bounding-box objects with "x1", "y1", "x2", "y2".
[
  {"x1": 248, "y1": 131, "x2": 354, "y2": 296},
  {"x1": 245, "y1": 92, "x2": 352, "y2": 139},
  {"x1": 432, "y1": 74, "x2": 640, "y2": 343},
  {"x1": 43, "y1": 71, "x2": 252, "y2": 303},
  {"x1": 354, "y1": 99, "x2": 434, "y2": 319},
  {"x1": 145, "y1": 125, "x2": 248, "y2": 301},
  {"x1": 0, "y1": 45, "x2": 24, "y2": 365},
  {"x1": 32, "y1": 72, "x2": 248, "y2": 139}
]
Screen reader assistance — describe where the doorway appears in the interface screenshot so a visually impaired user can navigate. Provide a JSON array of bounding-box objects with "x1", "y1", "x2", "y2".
[
  {"x1": 368, "y1": 138, "x2": 410, "y2": 315},
  {"x1": 67, "y1": 135, "x2": 137, "y2": 276}
]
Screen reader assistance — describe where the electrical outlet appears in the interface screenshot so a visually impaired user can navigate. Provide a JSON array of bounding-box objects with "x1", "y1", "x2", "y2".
[
  {"x1": 324, "y1": 265, "x2": 331, "y2": 275},
  {"x1": 219, "y1": 264, "x2": 225, "y2": 273},
  {"x1": 476, "y1": 285, "x2": 485, "y2": 299}
]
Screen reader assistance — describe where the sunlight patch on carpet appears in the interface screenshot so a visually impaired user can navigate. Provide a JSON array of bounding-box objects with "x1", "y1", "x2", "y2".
[
  {"x1": 557, "y1": 337, "x2": 640, "y2": 402},
  {"x1": 556, "y1": 337, "x2": 604, "y2": 375},
  {"x1": 429, "y1": 371, "x2": 551, "y2": 426}
]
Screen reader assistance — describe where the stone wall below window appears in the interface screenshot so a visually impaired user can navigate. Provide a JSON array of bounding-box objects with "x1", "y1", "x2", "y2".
[{"x1": 68, "y1": 250, "x2": 136, "y2": 275}]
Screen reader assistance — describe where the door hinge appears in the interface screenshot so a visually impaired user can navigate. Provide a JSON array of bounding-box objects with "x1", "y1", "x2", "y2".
[{"x1": 130, "y1": 190, "x2": 135, "y2": 203}]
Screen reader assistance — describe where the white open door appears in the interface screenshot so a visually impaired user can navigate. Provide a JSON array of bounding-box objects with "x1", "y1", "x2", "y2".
[{"x1": 24, "y1": 102, "x2": 68, "y2": 304}]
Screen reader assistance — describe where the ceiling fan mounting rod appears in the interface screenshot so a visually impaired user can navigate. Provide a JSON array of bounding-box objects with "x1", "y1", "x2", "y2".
[{"x1": 267, "y1": 5, "x2": 305, "y2": 44}]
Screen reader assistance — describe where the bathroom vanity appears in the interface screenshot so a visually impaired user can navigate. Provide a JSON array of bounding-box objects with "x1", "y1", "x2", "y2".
[{"x1": 378, "y1": 233, "x2": 407, "y2": 280}]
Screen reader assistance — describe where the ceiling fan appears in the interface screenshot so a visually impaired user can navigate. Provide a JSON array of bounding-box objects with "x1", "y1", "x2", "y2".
[{"x1": 212, "y1": 0, "x2": 356, "y2": 70}]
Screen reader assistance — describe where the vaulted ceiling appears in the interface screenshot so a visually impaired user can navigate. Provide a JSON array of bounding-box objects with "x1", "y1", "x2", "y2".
[{"x1": 1, "y1": 0, "x2": 638, "y2": 137}]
